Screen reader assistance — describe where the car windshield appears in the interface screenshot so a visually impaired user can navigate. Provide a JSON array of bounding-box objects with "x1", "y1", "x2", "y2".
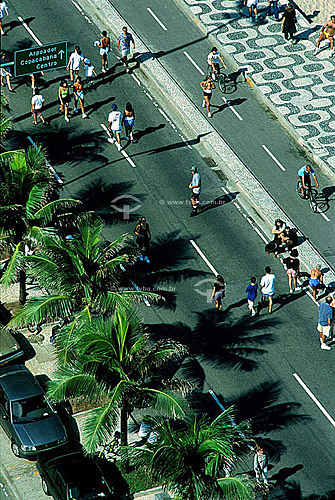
[{"x1": 11, "y1": 395, "x2": 53, "y2": 423}]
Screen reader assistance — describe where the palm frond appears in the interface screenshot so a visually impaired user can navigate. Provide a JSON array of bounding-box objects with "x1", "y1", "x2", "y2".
[
  {"x1": 146, "y1": 388, "x2": 187, "y2": 417},
  {"x1": 0, "y1": 242, "x2": 24, "y2": 286},
  {"x1": 217, "y1": 475, "x2": 255, "y2": 499},
  {"x1": 34, "y1": 198, "x2": 81, "y2": 224},
  {"x1": 8, "y1": 295, "x2": 75, "y2": 327}
]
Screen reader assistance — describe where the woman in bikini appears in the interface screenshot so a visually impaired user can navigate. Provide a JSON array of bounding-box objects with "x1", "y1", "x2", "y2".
[
  {"x1": 122, "y1": 102, "x2": 136, "y2": 142},
  {"x1": 58, "y1": 80, "x2": 71, "y2": 122},
  {"x1": 200, "y1": 74, "x2": 215, "y2": 118}
]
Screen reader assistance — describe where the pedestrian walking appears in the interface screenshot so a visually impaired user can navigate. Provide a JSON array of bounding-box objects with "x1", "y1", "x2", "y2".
[
  {"x1": 66, "y1": 46, "x2": 84, "y2": 82},
  {"x1": 283, "y1": 249, "x2": 300, "y2": 293},
  {"x1": 0, "y1": 1, "x2": 9, "y2": 35},
  {"x1": 267, "y1": 0, "x2": 279, "y2": 20},
  {"x1": 309, "y1": 264, "x2": 323, "y2": 301},
  {"x1": 58, "y1": 80, "x2": 70, "y2": 122},
  {"x1": 31, "y1": 88, "x2": 46, "y2": 125},
  {"x1": 200, "y1": 74, "x2": 215, "y2": 118},
  {"x1": 281, "y1": 3, "x2": 297, "y2": 44},
  {"x1": 96, "y1": 30, "x2": 110, "y2": 73},
  {"x1": 0, "y1": 52, "x2": 13, "y2": 91},
  {"x1": 245, "y1": 277, "x2": 258, "y2": 316},
  {"x1": 84, "y1": 58, "x2": 97, "y2": 85},
  {"x1": 254, "y1": 446, "x2": 268, "y2": 485},
  {"x1": 108, "y1": 103, "x2": 122, "y2": 150},
  {"x1": 73, "y1": 76, "x2": 87, "y2": 118},
  {"x1": 134, "y1": 217, "x2": 151, "y2": 263},
  {"x1": 314, "y1": 16, "x2": 335, "y2": 57},
  {"x1": 122, "y1": 102, "x2": 135, "y2": 142},
  {"x1": 211, "y1": 275, "x2": 226, "y2": 310},
  {"x1": 317, "y1": 296, "x2": 333, "y2": 350},
  {"x1": 244, "y1": 0, "x2": 258, "y2": 22},
  {"x1": 260, "y1": 266, "x2": 276, "y2": 314},
  {"x1": 118, "y1": 26, "x2": 135, "y2": 71},
  {"x1": 189, "y1": 166, "x2": 201, "y2": 216}
]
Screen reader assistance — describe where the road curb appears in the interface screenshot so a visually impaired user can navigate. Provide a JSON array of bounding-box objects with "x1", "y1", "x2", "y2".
[
  {"x1": 0, "y1": 463, "x2": 23, "y2": 500},
  {"x1": 79, "y1": 0, "x2": 335, "y2": 288},
  {"x1": 171, "y1": 0, "x2": 335, "y2": 184}
]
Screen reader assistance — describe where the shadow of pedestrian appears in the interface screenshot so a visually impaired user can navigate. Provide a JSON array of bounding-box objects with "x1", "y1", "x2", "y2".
[
  {"x1": 270, "y1": 291, "x2": 305, "y2": 312},
  {"x1": 269, "y1": 464, "x2": 304, "y2": 486},
  {"x1": 199, "y1": 192, "x2": 239, "y2": 214},
  {"x1": 134, "y1": 123, "x2": 166, "y2": 142},
  {"x1": 2, "y1": 19, "x2": 24, "y2": 36},
  {"x1": 295, "y1": 25, "x2": 320, "y2": 41}
]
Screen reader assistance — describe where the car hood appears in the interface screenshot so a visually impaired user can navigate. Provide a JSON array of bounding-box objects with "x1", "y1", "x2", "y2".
[{"x1": 14, "y1": 415, "x2": 66, "y2": 447}]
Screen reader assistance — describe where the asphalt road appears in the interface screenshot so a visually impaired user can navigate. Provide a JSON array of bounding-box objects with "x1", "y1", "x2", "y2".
[
  {"x1": 1, "y1": 0, "x2": 335, "y2": 498},
  {"x1": 107, "y1": 0, "x2": 335, "y2": 270}
]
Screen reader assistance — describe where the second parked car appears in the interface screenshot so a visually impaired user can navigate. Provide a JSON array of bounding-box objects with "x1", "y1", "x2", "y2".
[{"x1": 0, "y1": 364, "x2": 67, "y2": 458}]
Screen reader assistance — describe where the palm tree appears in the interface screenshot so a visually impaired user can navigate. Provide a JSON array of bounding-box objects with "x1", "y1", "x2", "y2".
[
  {"x1": 46, "y1": 310, "x2": 189, "y2": 453},
  {"x1": 0, "y1": 146, "x2": 79, "y2": 305},
  {"x1": 10, "y1": 213, "x2": 159, "y2": 327},
  {"x1": 0, "y1": 93, "x2": 12, "y2": 142},
  {"x1": 124, "y1": 412, "x2": 256, "y2": 500}
]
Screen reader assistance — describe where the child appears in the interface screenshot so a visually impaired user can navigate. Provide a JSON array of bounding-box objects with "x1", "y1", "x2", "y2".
[
  {"x1": 245, "y1": 277, "x2": 258, "y2": 316},
  {"x1": 84, "y1": 58, "x2": 97, "y2": 86}
]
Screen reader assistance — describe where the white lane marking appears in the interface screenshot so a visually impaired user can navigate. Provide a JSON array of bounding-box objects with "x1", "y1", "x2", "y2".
[
  {"x1": 72, "y1": 0, "x2": 83, "y2": 13},
  {"x1": 147, "y1": 7, "x2": 168, "y2": 31},
  {"x1": 18, "y1": 16, "x2": 42, "y2": 45},
  {"x1": 222, "y1": 96, "x2": 243, "y2": 121},
  {"x1": 100, "y1": 124, "x2": 136, "y2": 168},
  {"x1": 190, "y1": 240, "x2": 218, "y2": 276},
  {"x1": 183, "y1": 51, "x2": 205, "y2": 76},
  {"x1": 179, "y1": 134, "x2": 192, "y2": 149},
  {"x1": 158, "y1": 108, "x2": 170, "y2": 122},
  {"x1": 27, "y1": 137, "x2": 63, "y2": 184},
  {"x1": 261, "y1": 145, "x2": 286, "y2": 172},
  {"x1": 316, "y1": 207, "x2": 330, "y2": 222},
  {"x1": 130, "y1": 73, "x2": 141, "y2": 86},
  {"x1": 293, "y1": 373, "x2": 335, "y2": 428}
]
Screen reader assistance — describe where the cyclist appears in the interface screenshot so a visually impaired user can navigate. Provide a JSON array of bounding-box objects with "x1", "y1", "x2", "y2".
[
  {"x1": 207, "y1": 47, "x2": 226, "y2": 81},
  {"x1": 298, "y1": 164, "x2": 318, "y2": 195}
]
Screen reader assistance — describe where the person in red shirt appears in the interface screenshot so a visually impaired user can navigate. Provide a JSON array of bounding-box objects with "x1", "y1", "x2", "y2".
[{"x1": 73, "y1": 76, "x2": 87, "y2": 118}]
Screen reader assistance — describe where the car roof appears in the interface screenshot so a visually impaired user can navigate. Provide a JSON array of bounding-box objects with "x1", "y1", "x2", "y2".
[
  {"x1": 42, "y1": 451, "x2": 106, "y2": 484},
  {"x1": 0, "y1": 328, "x2": 23, "y2": 362},
  {"x1": 0, "y1": 364, "x2": 44, "y2": 400}
]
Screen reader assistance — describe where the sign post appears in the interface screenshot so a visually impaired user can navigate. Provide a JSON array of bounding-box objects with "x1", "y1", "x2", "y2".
[{"x1": 14, "y1": 41, "x2": 67, "y2": 77}]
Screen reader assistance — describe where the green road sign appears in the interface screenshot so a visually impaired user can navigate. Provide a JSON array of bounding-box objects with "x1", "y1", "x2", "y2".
[{"x1": 14, "y1": 41, "x2": 67, "y2": 77}]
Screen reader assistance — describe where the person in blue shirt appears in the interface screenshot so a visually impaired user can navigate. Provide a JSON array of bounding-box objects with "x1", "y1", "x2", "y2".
[
  {"x1": 245, "y1": 277, "x2": 258, "y2": 316},
  {"x1": 297, "y1": 164, "x2": 318, "y2": 194},
  {"x1": 318, "y1": 296, "x2": 333, "y2": 350},
  {"x1": 118, "y1": 26, "x2": 135, "y2": 71}
]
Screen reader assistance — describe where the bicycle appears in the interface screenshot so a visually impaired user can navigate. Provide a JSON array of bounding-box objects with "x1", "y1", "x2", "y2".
[
  {"x1": 296, "y1": 178, "x2": 318, "y2": 212},
  {"x1": 208, "y1": 64, "x2": 230, "y2": 93},
  {"x1": 96, "y1": 432, "x2": 121, "y2": 462}
]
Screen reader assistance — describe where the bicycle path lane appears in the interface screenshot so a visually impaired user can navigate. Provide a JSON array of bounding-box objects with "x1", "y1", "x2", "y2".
[{"x1": 175, "y1": 0, "x2": 335, "y2": 175}]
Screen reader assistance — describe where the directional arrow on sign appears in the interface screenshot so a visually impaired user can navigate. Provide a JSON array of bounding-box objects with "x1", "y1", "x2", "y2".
[{"x1": 58, "y1": 50, "x2": 65, "y2": 58}]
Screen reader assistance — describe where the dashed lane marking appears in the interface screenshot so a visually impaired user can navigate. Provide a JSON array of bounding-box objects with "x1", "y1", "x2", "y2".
[
  {"x1": 17, "y1": 16, "x2": 42, "y2": 45},
  {"x1": 293, "y1": 373, "x2": 335, "y2": 428},
  {"x1": 183, "y1": 51, "x2": 205, "y2": 76},
  {"x1": 147, "y1": 8, "x2": 168, "y2": 31},
  {"x1": 100, "y1": 124, "x2": 136, "y2": 168},
  {"x1": 221, "y1": 96, "x2": 243, "y2": 121},
  {"x1": 316, "y1": 207, "x2": 330, "y2": 222},
  {"x1": 262, "y1": 145, "x2": 286, "y2": 172},
  {"x1": 190, "y1": 240, "x2": 218, "y2": 276}
]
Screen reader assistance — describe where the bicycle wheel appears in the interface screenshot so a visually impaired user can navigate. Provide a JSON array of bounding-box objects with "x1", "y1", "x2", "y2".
[
  {"x1": 296, "y1": 180, "x2": 305, "y2": 199},
  {"x1": 309, "y1": 191, "x2": 318, "y2": 212},
  {"x1": 218, "y1": 74, "x2": 227, "y2": 93}
]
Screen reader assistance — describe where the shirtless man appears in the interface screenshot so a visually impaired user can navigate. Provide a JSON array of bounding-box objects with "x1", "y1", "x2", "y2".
[
  {"x1": 314, "y1": 15, "x2": 335, "y2": 57},
  {"x1": 309, "y1": 264, "x2": 323, "y2": 301}
]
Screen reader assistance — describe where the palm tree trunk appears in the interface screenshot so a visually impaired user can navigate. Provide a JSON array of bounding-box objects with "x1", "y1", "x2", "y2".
[
  {"x1": 19, "y1": 269, "x2": 26, "y2": 305},
  {"x1": 120, "y1": 406, "x2": 129, "y2": 472}
]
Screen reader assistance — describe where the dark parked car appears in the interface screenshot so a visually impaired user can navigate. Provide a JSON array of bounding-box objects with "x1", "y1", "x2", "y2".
[
  {"x1": 0, "y1": 328, "x2": 24, "y2": 366},
  {"x1": 37, "y1": 447, "x2": 114, "y2": 499},
  {"x1": 0, "y1": 365, "x2": 67, "y2": 458}
]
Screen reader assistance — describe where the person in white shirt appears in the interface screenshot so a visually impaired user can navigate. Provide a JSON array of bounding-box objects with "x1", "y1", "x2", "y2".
[
  {"x1": 0, "y1": 2, "x2": 9, "y2": 35},
  {"x1": 207, "y1": 47, "x2": 226, "y2": 80},
  {"x1": 260, "y1": 266, "x2": 276, "y2": 313},
  {"x1": 84, "y1": 58, "x2": 97, "y2": 86},
  {"x1": 108, "y1": 103, "x2": 122, "y2": 150},
  {"x1": 66, "y1": 46, "x2": 84, "y2": 82},
  {"x1": 31, "y1": 88, "x2": 46, "y2": 125}
]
